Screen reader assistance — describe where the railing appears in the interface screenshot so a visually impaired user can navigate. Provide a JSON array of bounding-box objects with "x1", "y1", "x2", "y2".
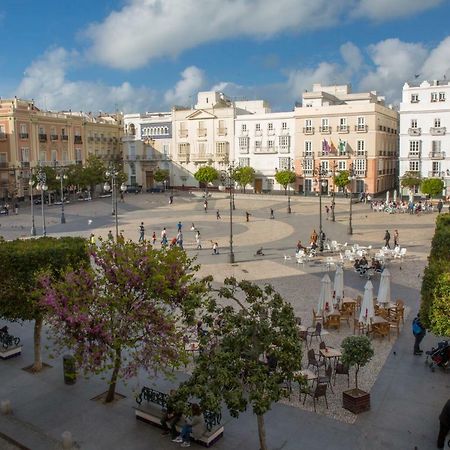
[
  {"x1": 355, "y1": 125, "x2": 368, "y2": 132},
  {"x1": 303, "y1": 127, "x2": 314, "y2": 134},
  {"x1": 354, "y1": 170, "x2": 367, "y2": 177},
  {"x1": 239, "y1": 147, "x2": 249, "y2": 154},
  {"x1": 319, "y1": 126, "x2": 331, "y2": 134},
  {"x1": 302, "y1": 152, "x2": 315, "y2": 158},
  {"x1": 337, "y1": 126, "x2": 349, "y2": 133},
  {"x1": 428, "y1": 171, "x2": 444, "y2": 178},
  {"x1": 254, "y1": 130, "x2": 262, "y2": 137},
  {"x1": 191, "y1": 153, "x2": 213, "y2": 161},
  {"x1": 19, "y1": 133, "x2": 29, "y2": 139},
  {"x1": 61, "y1": 135, "x2": 69, "y2": 141},
  {"x1": 50, "y1": 134, "x2": 58, "y2": 141},
  {"x1": 279, "y1": 146, "x2": 290, "y2": 154},
  {"x1": 74, "y1": 136, "x2": 82, "y2": 144},
  {"x1": 408, "y1": 128, "x2": 421, "y2": 136},
  {"x1": 408, "y1": 152, "x2": 421, "y2": 158},
  {"x1": 254, "y1": 147, "x2": 277, "y2": 154},
  {"x1": 0, "y1": 132, "x2": 6, "y2": 140},
  {"x1": 20, "y1": 161, "x2": 30, "y2": 168},
  {"x1": 303, "y1": 169, "x2": 314, "y2": 176},
  {"x1": 197, "y1": 128, "x2": 207, "y2": 137},
  {"x1": 429, "y1": 151, "x2": 446, "y2": 159},
  {"x1": 430, "y1": 127, "x2": 446, "y2": 136},
  {"x1": 356, "y1": 151, "x2": 367, "y2": 157},
  {"x1": 217, "y1": 128, "x2": 227, "y2": 136},
  {"x1": 178, "y1": 130, "x2": 188, "y2": 138}
]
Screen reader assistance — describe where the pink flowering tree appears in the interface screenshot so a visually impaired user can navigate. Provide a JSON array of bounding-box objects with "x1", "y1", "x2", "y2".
[{"x1": 40, "y1": 240, "x2": 207, "y2": 403}]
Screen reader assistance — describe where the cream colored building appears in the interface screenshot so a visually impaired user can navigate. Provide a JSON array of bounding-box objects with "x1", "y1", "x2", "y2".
[{"x1": 294, "y1": 84, "x2": 399, "y2": 196}]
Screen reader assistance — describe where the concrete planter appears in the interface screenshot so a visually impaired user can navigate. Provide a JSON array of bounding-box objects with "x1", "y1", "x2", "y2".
[{"x1": 343, "y1": 389, "x2": 370, "y2": 414}]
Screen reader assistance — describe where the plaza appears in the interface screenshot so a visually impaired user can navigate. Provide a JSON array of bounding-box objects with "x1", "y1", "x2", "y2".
[{"x1": 0, "y1": 191, "x2": 448, "y2": 449}]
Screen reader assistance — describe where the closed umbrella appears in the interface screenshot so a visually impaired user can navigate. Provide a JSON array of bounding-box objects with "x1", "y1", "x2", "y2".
[
  {"x1": 317, "y1": 274, "x2": 332, "y2": 315},
  {"x1": 333, "y1": 265, "x2": 344, "y2": 303},
  {"x1": 393, "y1": 189, "x2": 397, "y2": 203},
  {"x1": 386, "y1": 190, "x2": 390, "y2": 203},
  {"x1": 359, "y1": 280, "x2": 375, "y2": 326},
  {"x1": 377, "y1": 269, "x2": 391, "y2": 307}
]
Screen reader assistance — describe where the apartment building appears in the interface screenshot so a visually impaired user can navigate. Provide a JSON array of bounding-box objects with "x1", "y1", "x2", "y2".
[
  {"x1": 235, "y1": 110, "x2": 295, "y2": 193},
  {"x1": 0, "y1": 98, "x2": 122, "y2": 200},
  {"x1": 295, "y1": 84, "x2": 399, "y2": 196},
  {"x1": 123, "y1": 112, "x2": 172, "y2": 190},
  {"x1": 399, "y1": 80, "x2": 450, "y2": 197}
]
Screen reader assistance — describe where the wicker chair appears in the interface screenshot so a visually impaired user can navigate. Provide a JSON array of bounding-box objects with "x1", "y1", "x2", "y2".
[
  {"x1": 333, "y1": 360, "x2": 350, "y2": 387},
  {"x1": 394, "y1": 299, "x2": 405, "y2": 324},
  {"x1": 312, "y1": 309, "x2": 323, "y2": 326},
  {"x1": 353, "y1": 318, "x2": 365, "y2": 335},
  {"x1": 325, "y1": 314, "x2": 341, "y2": 330},
  {"x1": 303, "y1": 383, "x2": 329, "y2": 412},
  {"x1": 389, "y1": 311, "x2": 402, "y2": 336}
]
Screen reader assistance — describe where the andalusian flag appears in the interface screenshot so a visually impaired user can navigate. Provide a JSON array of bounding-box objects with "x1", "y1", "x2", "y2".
[{"x1": 330, "y1": 140, "x2": 337, "y2": 153}]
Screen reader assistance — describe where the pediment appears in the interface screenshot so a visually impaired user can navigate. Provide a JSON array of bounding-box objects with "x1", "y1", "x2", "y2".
[{"x1": 186, "y1": 109, "x2": 217, "y2": 120}]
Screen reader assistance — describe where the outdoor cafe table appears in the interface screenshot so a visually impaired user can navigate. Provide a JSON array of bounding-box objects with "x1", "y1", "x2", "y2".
[
  {"x1": 371, "y1": 316, "x2": 388, "y2": 325},
  {"x1": 293, "y1": 369, "x2": 318, "y2": 381},
  {"x1": 342, "y1": 297, "x2": 357, "y2": 305},
  {"x1": 319, "y1": 347, "x2": 342, "y2": 369},
  {"x1": 298, "y1": 325, "x2": 330, "y2": 337}
]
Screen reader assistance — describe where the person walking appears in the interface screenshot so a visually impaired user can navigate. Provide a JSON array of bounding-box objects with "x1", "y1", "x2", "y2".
[
  {"x1": 177, "y1": 221, "x2": 182, "y2": 232},
  {"x1": 152, "y1": 231, "x2": 157, "y2": 246},
  {"x1": 107, "y1": 230, "x2": 114, "y2": 241},
  {"x1": 169, "y1": 194, "x2": 174, "y2": 205},
  {"x1": 14, "y1": 202, "x2": 19, "y2": 215},
  {"x1": 118, "y1": 231, "x2": 125, "y2": 244},
  {"x1": 195, "y1": 230, "x2": 202, "y2": 249},
  {"x1": 203, "y1": 200, "x2": 208, "y2": 213},
  {"x1": 384, "y1": 229, "x2": 391, "y2": 248},
  {"x1": 270, "y1": 208, "x2": 274, "y2": 219},
  {"x1": 212, "y1": 242, "x2": 219, "y2": 255},
  {"x1": 177, "y1": 231, "x2": 184, "y2": 249},
  {"x1": 138, "y1": 222, "x2": 145, "y2": 242},
  {"x1": 89, "y1": 233, "x2": 96, "y2": 245},
  {"x1": 393, "y1": 229, "x2": 399, "y2": 248},
  {"x1": 437, "y1": 398, "x2": 450, "y2": 449},
  {"x1": 437, "y1": 199, "x2": 443, "y2": 214},
  {"x1": 310, "y1": 229, "x2": 318, "y2": 246},
  {"x1": 245, "y1": 211, "x2": 251, "y2": 222},
  {"x1": 412, "y1": 313, "x2": 426, "y2": 355},
  {"x1": 216, "y1": 210, "x2": 221, "y2": 220},
  {"x1": 325, "y1": 205, "x2": 330, "y2": 220}
]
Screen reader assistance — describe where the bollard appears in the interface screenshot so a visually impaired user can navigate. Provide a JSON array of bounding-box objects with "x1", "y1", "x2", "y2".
[
  {"x1": 1, "y1": 399, "x2": 11, "y2": 414},
  {"x1": 61, "y1": 431, "x2": 73, "y2": 449}
]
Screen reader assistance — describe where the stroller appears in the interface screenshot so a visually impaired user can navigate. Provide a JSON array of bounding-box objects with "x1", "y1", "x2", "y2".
[{"x1": 425, "y1": 340, "x2": 450, "y2": 372}]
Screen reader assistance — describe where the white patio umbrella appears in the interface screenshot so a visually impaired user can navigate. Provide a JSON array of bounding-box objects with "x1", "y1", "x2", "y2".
[
  {"x1": 386, "y1": 190, "x2": 390, "y2": 203},
  {"x1": 333, "y1": 265, "x2": 344, "y2": 303},
  {"x1": 317, "y1": 274, "x2": 332, "y2": 315},
  {"x1": 358, "y1": 280, "x2": 375, "y2": 326},
  {"x1": 377, "y1": 269, "x2": 391, "y2": 307},
  {"x1": 393, "y1": 189, "x2": 397, "y2": 203}
]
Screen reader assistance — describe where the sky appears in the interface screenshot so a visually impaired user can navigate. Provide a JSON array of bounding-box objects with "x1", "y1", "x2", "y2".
[{"x1": 1, "y1": 0, "x2": 450, "y2": 113}]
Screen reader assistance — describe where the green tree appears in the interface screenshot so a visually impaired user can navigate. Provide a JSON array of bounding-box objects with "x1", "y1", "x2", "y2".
[
  {"x1": 232, "y1": 166, "x2": 255, "y2": 193},
  {"x1": 0, "y1": 237, "x2": 89, "y2": 372},
  {"x1": 41, "y1": 241, "x2": 207, "y2": 402},
  {"x1": 84, "y1": 155, "x2": 107, "y2": 193},
  {"x1": 401, "y1": 171, "x2": 421, "y2": 190},
  {"x1": 429, "y1": 272, "x2": 450, "y2": 337},
  {"x1": 334, "y1": 170, "x2": 350, "y2": 191},
  {"x1": 341, "y1": 335, "x2": 374, "y2": 391},
  {"x1": 178, "y1": 278, "x2": 302, "y2": 450},
  {"x1": 154, "y1": 169, "x2": 170, "y2": 184},
  {"x1": 274, "y1": 170, "x2": 296, "y2": 195},
  {"x1": 31, "y1": 166, "x2": 58, "y2": 193},
  {"x1": 194, "y1": 166, "x2": 219, "y2": 193},
  {"x1": 420, "y1": 178, "x2": 444, "y2": 198}
]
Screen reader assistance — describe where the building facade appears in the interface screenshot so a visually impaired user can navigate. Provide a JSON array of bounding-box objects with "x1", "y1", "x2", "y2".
[
  {"x1": 123, "y1": 112, "x2": 172, "y2": 190},
  {"x1": 0, "y1": 98, "x2": 122, "y2": 200},
  {"x1": 294, "y1": 84, "x2": 399, "y2": 196},
  {"x1": 399, "y1": 80, "x2": 450, "y2": 197},
  {"x1": 234, "y1": 110, "x2": 295, "y2": 193}
]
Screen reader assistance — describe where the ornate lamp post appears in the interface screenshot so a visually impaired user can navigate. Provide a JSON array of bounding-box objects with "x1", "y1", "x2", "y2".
[
  {"x1": 29, "y1": 176, "x2": 36, "y2": 236},
  {"x1": 316, "y1": 166, "x2": 328, "y2": 252},
  {"x1": 34, "y1": 168, "x2": 48, "y2": 236},
  {"x1": 348, "y1": 163, "x2": 356, "y2": 235},
  {"x1": 331, "y1": 161, "x2": 336, "y2": 222},
  {"x1": 104, "y1": 166, "x2": 127, "y2": 239},
  {"x1": 228, "y1": 162, "x2": 235, "y2": 264},
  {"x1": 56, "y1": 170, "x2": 68, "y2": 224}
]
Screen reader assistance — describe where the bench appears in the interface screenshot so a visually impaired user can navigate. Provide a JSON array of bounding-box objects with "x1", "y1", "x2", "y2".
[
  {"x1": 0, "y1": 327, "x2": 22, "y2": 359},
  {"x1": 134, "y1": 387, "x2": 224, "y2": 447}
]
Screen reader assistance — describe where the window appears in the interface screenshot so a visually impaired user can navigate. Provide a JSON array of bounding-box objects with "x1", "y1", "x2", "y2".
[
  {"x1": 75, "y1": 148, "x2": 82, "y2": 162},
  {"x1": 411, "y1": 93, "x2": 419, "y2": 103},
  {"x1": 241, "y1": 124, "x2": 247, "y2": 132},
  {"x1": 339, "y1": 117, "x2": 347, "y2": 126},
  {"x1": 282, "y1": 122, "x2": 288, "y2": 130},
  {"x1": 0, "y1": 153, "x2": 7, "y2": 166},
  {"x1": 198, "y1": 142, "x2": 206, "y2": 155},
  {"x1": 51, "y1": 150, "x2": 57, "y2": 162},
  {"x1": 239, "y1": 137, "x2": 249, "y2": 152},
  {"x1": 431, "y1": 92, "x2": 438, "y2": 102},
  {"x1": 409, "y1": 141, "x2": 421, "y2": 154},
  {"x1": 21, "y1": 148, "x2": 30, "y2": 162},
  {"x1": 180, "y1": 122, "x2": 187, "y2": 130},
  {"x1": 409, "y1": 160, "x2": 419, "y2": 172},
  {"x1": 239, "y1": 157, "x2": 250, "y2": 167},
  {"x1": 321, "y1": 160, "x2": 329, "y2": 171},
  {"x1": 357, "y1": 117, "x2": 366, "y2": 130},
  {"x1": 432, "y1": 161, "x2": 441, "y2": 174},
  {"x1": 305, "y1": 119, "x2": 312, "y2": 132},
  {"x1": 411, "y1": 119, "x2": 418, "y2": 129},
  {"x1": 278, "y1": 157, "x2": 291, "y2": 170},
  {"x1": 255, "y1": 123, "x2": 261, "y2": 131},
  {"x1": 303, "y1": 159, "x2": 313, "y2": 171},
  {"x1": 255, "y1": 140, "x2": 262, "y2": 151},
  {"x1": 434, "y1": 118, "x2": 441, "y2": 128},
  {"x1": 338, "y1": 160, "x2": 346, "y2": 170},
  {"x1": 0, "y1": 125, "x2": 5, "y2": 139},
  {"x1": 62, "y1": 150, "x2": 68, "y2": 162},
  {"x1": 178, "y1": 143, "x2": 190, "y2": 154},
  {"x1": 304, "y1": 141, "x2": 312, "y2": 155},
  {"x1": 355, "y1": 159, "x2": 366, "y2": 172},
  {"x1": 267, "y1": 140, "x2": 274, "y2": 150},
  {"x1": 357, "y1": 140, "x2": 365, "y2": 154},
  {"x1": 216, "y1": 142, "x2": 228, "y2": 155},
  {"x1": 439, "y1": 92, "x2": 446, "y2": 101},
  {"x1": 268, "y1": 123, "x2": 273, "y2": 131},
  {"x1": 432, "y1": 141, "x2": 441, "y2": 152},
  {"x1": 279, "y1": 136, "x2": 290, "y2": 148},
  {"x1": 163, "y1": 144, "x2": 169, "y2": 157},
  {"x1": 39, "y1": 151, "x2": 46, "y2": 161},
  {"x1": 321, "y1": 118, "x2": 329, "y2": 127}
]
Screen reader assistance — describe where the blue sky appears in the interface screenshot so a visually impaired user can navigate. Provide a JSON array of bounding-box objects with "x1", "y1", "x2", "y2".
[{"x1": 1, "y1": 0, "x2": 450, "y2": 113}]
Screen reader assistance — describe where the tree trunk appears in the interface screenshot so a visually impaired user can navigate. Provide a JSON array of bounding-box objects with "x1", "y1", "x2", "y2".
[
  {"x1": 31, "y1": 316, "x2": 43, "y2": 372},
  {"x1": 355, "y1": 366, "x2": 359, "y2": 390},
  {"x1": 105, "y1": 348, "x2": 121, "y2": 403},
  {"x1": 284, "y1": 187, "x2": 287, "y2": 196},
  {"x1": 257, "y1": 414, "x2": 268, "y2": 450}
]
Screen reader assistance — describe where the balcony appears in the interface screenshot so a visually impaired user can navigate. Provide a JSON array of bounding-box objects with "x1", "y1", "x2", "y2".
[
  {"x1": 408, "y1": 128, "x2": 421, "y2": 136},
  {"x1": 215, "y1": 149, "x2": 229, "y2": 161},
  {"x1": 38, "y1": 134, "x2": 47, "y2": 142},
  {"x1": 239, "y1": 129, "x2": 249, "y2": 137},
  {"x1": 430, "y1": 127, "x2": 446, "y2": 136},
  {"x1": 217, "y1": 128, "x2": 227, "y2": 136},
  {"x1": 20, "y1": 161, "x2": 30, "y2": 168},
  {"x1": 255, "y1": 130, "x2": 262, "y2": 137},
  {"x1": 356, "y1": 151, "x2": 367, "y2": 157},
  {"x1": 303, "y1": 169, "x2": 314, "y2": 176},
  {"x1": 239, "y1": 147, "x2": 249, "y2": 154},
  {"x1": 50, "y1": 134, "x2": 58, "y2": 141},
  {"x1": 279, "y1": 146, "x2": 290, "y2": 154},
  {"x1": 428, "y1": 171, "x2": 445, "y2": 178},
  {"x1": 319, "y1": 126, "x2": 331, "y2": 134},
  {"x1": 355, "y1": 125, "x2": 368, "y2": 133},
  {"x1": 177, "y1": 152, "x2": 190, "y2": 162},
  {"x1": 254, "y1": 146, "x2": 277, "y2": 154},
  {"x1": 19, "y1": 132, "x2": 29, "y2": 139},
  {"x1": 280, "y1": 128, "x2": 290, "y2": 135},
  {"x1": 303, "y1": 127, "x2": 314, "y2": 135},
  {"x1": 197, "y1": 128, "x2": 207, "y2": 138},
  {"x1": 0, "y1": 132, "x2": 6, "y2": 140},
  {"x1": 354, "y1": 170, "x2": 367, "y2": 177},
  {"x1": 429, "y1": 151, "x2": 446, "y2": 159},
  {"x1": 302, "y1": 152, "x2": 315, "y2": 158},
  {"x1": 74, "y1": 136, "x2": 82, "y2": 144},
  {"x1": 337, "y1": 125, "x2": 349, "y2": 133},
  {"x1": 0, "y1": 162, "x2": 8, "y2": 168},
  {"x1": 408, "y1": 152, "x2": 421, "y2": 159},
  {"x1": 178, "y1": 129, "x2": 188, "y2": 138},
  {"x1": 61, "y1": 134, "x2": 69, "y2": 141}
]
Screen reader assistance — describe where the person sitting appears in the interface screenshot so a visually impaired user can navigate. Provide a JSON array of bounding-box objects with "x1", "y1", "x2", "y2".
[
  {"x1": 173, "y1": 403, "x2": 205, "y2": 447},
  {"x1": 353, "y1": 259, "x2": 361, "y2": 270},
  {"x1": 296, "y1": 240, "x2": 307, "y2": 253},
  {"x1": 161, "y1": 390, "x2": 183, "y2": 439},
  {"x1": 360, "y1": 256, "x2": 368, "y2": 267}
]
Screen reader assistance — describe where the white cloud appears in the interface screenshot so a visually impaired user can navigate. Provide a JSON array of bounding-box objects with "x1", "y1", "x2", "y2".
[
  {"x1": 421, "y1": 36, "x2": 450, "y2": 80},
  {"x1": 15, "y1": 47, "x2": 155, "y2": 113},
  {"x1": 164, "y1": 66, "x2": 205, "y2": 106},
  {"x1": 340, "y1": 42, "x2": 364, "y2": 74},
  {"x1": 352, "y1": 0, "x2": 443, "y2": 21}
]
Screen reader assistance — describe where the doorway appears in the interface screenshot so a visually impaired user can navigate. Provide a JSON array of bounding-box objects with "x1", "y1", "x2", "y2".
[{"x1": 254, "y1": 178, "x2": 262, "y2": 194}]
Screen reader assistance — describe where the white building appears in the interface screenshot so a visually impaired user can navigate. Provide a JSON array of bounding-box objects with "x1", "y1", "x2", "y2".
[
  {"x1": 235, "y1": 110, "x2": 295, "y2": 193},
  {"x1": 400, "y1": 80, "x2": 450, "y2": 197},
  {"x1": 122, "y1": 112, "x2": 172, "y2": 190}
]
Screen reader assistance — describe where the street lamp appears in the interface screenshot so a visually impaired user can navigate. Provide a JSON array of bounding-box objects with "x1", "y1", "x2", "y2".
[
  {"x1": 348, "y1": 163, "x2": 356, "y2": 235},
  {"x1": 34, "y1": 168, "x2": 48, "y2": 236},
  {"x1": 228, "y1": 162, "x2": 235, "y2": 264},
  {"x1": 56, "y1": 170, "x2": 68, "y2": 224},
  {"x1": 314, "y1": 166, "x2": 328, "y2": 252},
  {"x1": 330, "y1": 161, "x2": 336, "y2": 222},
  {"x1": 104, "y1": 166, "x2": 127, "y2": 239},
  {"x1": 29, "y1": 177, "x2": 36, "y2": 236}
]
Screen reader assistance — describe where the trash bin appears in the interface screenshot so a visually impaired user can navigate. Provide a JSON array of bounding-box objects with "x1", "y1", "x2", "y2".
[{"x1": 63, "y1": 355, "x2": 76, "y2": 385}]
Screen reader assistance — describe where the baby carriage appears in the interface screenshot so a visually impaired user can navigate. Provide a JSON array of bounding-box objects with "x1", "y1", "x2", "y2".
[{"x1": 425, "y1": 340, "x2": 450, "y2": 372}]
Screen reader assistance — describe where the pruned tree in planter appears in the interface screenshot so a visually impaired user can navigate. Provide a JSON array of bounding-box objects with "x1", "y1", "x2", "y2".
[
  {"x1": 177, "y1": 277, "x2": 302, "y2": 450},
  {"x1": 0, "y1": 237, "x2": 89, "y2": 372},
  {"x1": 40, "y1": 240, "x2": 207, "y2": 403},
  {"x1": 341, "y1": 335, "x2": 374, "y2": 391}
]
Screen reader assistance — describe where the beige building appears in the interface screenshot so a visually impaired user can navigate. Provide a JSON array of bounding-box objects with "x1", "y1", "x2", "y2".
[
  {"x1": 294, "y1": 84, "x2": 399, "y2": 196},
  {"x1": 0, "y1": 98, "x2": 122, "y2": 200}
]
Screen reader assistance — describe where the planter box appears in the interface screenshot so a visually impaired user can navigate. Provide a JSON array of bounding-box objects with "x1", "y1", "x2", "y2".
[{"x1": 343, "y1": 389, "x2": 370, "y2": 414}]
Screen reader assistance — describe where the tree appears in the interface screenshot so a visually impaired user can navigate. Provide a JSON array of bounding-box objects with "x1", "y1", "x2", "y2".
[
  {"x1": 429, "y1": 271, "x2": 450, "y2": 337},
  {"x1": 232, "y1": 166, "x2": 255, "y2": 193},
  {"x1": 41, "y1": 241, "x2": 207, "y2": 403},
  {"x1": 0, "y1": 237, "x2": 88, "y2": 371},
  {"x1": 274, "y1": 170, "x2": 296, "y2": 195},
  {"x1": 31, "y1": 166, "x2": 59, "y2": 194},
  {"x1": 84, "y1": 155, "x2": 107, "y2": 193},
  {"x1": 401, "y1": 171, "x2": 421, "y2": 192},
  {"x1": 178, "y1": 278, "x2": 302, "y2": 450},
  {"x1": 420, "y1": 178, "x2": 444, "y2": 198},
  {"x1": 194, "y1": 166, "x2": 219, "y2": 193},
  {"x1": 154, "y1": 169, "x2": 170, "y2": 184},
  {"x1": 334, "y1": 170, "x2": 350, "y2": 191},
  {"x1": 341, "y1": 336, "x2": 374, "y2": 391}
]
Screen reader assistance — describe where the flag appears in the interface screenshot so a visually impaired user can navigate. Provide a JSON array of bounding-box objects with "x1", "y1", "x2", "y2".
[
  {"x1": 322, "y1": 139, "x2": 330, "y2": 154},
  {"x1": 338, "y1": 139, "x2": 346, "y2": 155}
]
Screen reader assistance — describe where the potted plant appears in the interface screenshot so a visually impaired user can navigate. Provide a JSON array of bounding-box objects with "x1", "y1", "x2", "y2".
[{"x1": 341, "y1": 335, "x2": 374, "y2": 414}]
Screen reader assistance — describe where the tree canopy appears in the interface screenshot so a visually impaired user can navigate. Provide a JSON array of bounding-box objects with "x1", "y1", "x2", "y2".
[
  {"x1": 420, "y1": 178, "x2": 444, "y2": 198},
  {"x1": 401, "y1": 171, "x2": 421, "y2": 189},
  {"x1": 274, "y1": 170, "x2": 296, "y2": 193},
  {"x1": 232, "y1": 166, "x2": 255, "y2": 193},
  {"x1": 41, "y1": 240, "x2": 207, "y2": 402},
  {"x1": 341, "y1": 335, "x2": 374, "y2": 391},
  {"x1": 334, "y1": 170, "x2": 350, "y2": 189},
  {"x1": 194, "y1": 166, "x2": 219, "y2": 186},
  {"x1": 178, "y1": 278, "x2": 302, "y2": 450},
  {"x1": 154, "y1": 168, "x2": 170, "y2": 184}
]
